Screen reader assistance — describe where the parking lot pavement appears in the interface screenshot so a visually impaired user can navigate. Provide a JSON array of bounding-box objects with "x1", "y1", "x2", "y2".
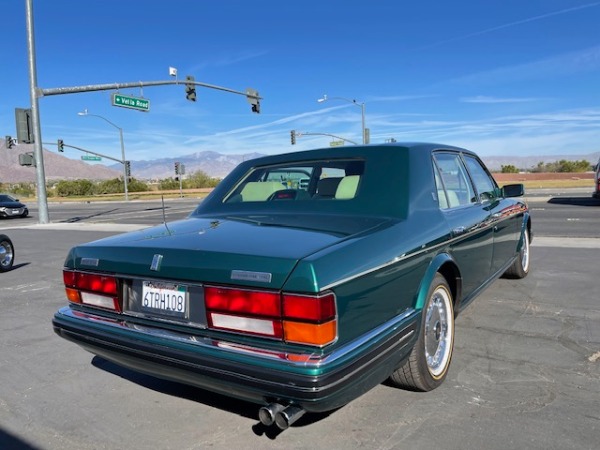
[{"x1": 0, "y1": 228, "x2": 598, "y2": 450}]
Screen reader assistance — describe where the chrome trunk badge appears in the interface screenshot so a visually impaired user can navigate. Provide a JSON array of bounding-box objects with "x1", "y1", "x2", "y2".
[{"x1": 231, "y1": 270, "x2": 272, "y2": 283}]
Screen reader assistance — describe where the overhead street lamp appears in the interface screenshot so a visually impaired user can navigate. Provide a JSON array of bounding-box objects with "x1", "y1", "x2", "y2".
[
  {"x1": 317, "y1": 94, "x2": 368, "y2": 145},
  {"x1": 78, "y1": 109, "x2": 129, "y2": 201}
]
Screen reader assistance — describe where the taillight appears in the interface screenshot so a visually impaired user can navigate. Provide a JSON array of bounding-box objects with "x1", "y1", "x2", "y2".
[
  {"x1": 63, "y1": 269, "x2": 120, "y2": 312},
  {"x1": 283, "y1": 293, "x2": 335, "y2": 321},
  {"x1": 205, "y1": 286, "x2": 337, "y2": 347},
  {"x1": 205, "y1": 287, "x2": 280, "y2": 316},
  {"x1": 282, "y1": 292, "x2": 336, "y2": 346}
]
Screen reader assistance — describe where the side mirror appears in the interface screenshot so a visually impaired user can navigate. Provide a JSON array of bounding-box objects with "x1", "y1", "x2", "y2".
[{"x1": 502, "y1": 183, "x2": 524, "y2": 198}]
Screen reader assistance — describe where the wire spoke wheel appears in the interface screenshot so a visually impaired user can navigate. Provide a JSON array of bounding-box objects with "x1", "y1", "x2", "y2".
[
  {"x1": 388, "y1": 273, "x2": 455, "y2": 391},
  {"x1": 424, "y1": 286, "x2": 453, "y2": 378},
  {"x1": 0, "y1": 235, "x2": 15, "y2": 272},
  {"x1": 520, "y1": 229, "x2": 530, "y2": 273}
]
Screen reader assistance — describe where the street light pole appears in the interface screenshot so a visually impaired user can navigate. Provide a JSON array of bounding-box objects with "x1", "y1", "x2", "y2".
[
  {"x1": 78, "y1": 110, "x2": 129, "y2": 201},
  {"x1": 317, "y1": 95, "x2": 367, "y2": 145}
]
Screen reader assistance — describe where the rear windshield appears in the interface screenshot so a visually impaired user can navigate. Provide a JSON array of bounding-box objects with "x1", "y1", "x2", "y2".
[{"x1": 223, "y1": 159, "x2": 365, "y2": 203}]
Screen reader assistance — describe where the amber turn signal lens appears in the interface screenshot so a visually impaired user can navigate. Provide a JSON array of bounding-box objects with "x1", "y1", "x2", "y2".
[
  {"x1": 65, "y1": 288, "x2": 81, "y2": 303},
  {"x1": 283, "y1": 320, "x2": 337, "y2": 346}
]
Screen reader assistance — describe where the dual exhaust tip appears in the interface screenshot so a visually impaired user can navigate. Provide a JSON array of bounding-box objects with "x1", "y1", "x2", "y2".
[{"x1": 258, "y1": 403, "x2": 306, "y2": 430}]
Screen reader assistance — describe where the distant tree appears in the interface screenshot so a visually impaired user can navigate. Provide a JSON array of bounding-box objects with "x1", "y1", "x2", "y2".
[
  {"x1": 55, "y1": 179, "x2": 94, "y2": 196},
  {"x1": 530, "y1": 160, "x2": 591, "y2": 173},
  {"x1": 158, "y1": 178, "x2": 180, "y2": 190},
  {"x1": 530, "y1": 161, "x2": 545, "y2": 173},
  {"x1": 0, "y1": 182, "x2": 36, "y2": 198},
  {"x1": 556, "y1": 159, "x2": 591, "y2": 172},
  {"x1": 501, "y1": 165, "x2": 519, "y2": 173},
  {"x1": 185, "y1": 170, "x2": 221, "y2": 188},
  {"x1": 127, "y1": 178, "x2": 150, "y2": 192}
]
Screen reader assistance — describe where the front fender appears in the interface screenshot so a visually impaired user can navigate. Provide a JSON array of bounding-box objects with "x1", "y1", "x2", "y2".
[{"x1": 520, "y1": 212, "x2": 532, "y2": 249}]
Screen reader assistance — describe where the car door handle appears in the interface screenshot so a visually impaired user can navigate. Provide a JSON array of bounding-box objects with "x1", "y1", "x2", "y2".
[{"x1": 452, "y1": 226, "x2": 466, "y2": 236}]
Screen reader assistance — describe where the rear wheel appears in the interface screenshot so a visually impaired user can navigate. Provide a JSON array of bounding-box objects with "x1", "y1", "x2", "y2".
[
  {"x1": 503, "y1": 228, "x2": 530, "y2": 279},
  {"x1": 0, "y1": 234, "x2": 15, "y2": 272},
  {"x1": 389, "y1": 273, "x2": 454, "y2": 391}
]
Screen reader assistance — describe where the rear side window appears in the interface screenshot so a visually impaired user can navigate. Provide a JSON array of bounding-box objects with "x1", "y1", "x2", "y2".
[
  {"x1": 433, "y1": 153, "x2": 475, "y2": 209},
  {"x1": 463, "y1": 155, "x2": 498, "y2": 202}
]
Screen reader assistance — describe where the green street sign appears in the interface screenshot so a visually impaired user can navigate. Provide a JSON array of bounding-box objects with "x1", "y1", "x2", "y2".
[
  {"x1": 329, "y1": 140, "x2": 344, "y2": 147},
  {"x1": 81, "y1": 155, "x2": 102, "y2": 161},
  {"x1": 112, "y1": 93, "x2": 150, "y2": 112}
]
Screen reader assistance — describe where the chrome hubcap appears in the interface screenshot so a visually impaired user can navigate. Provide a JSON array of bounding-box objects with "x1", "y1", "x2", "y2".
[
  {"x1": 0, "y1": 242, "x2": 13, "y2": 268},
  {"x1": 521, "y1": 231, "x2": 530, "y2": 272},
  {"x1": 424, "y1": 287, "x2": 453, "y2": 378}
]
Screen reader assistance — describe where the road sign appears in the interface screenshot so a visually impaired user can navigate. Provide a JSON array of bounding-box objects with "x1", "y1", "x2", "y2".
[
  {"x1": 112, "y1": 93, "x2": 150, "y2": 112},
  {"x1": 81, "y1": 155, "x2": 102, "y2": 161},
  {"x1": 330, "y1": 140, "x2": 344, "y2": 147}
]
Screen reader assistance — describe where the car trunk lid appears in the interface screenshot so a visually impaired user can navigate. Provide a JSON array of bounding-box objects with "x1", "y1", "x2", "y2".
[{"x1": 66, "y1": 215, "x2": 390, "y2": 290}]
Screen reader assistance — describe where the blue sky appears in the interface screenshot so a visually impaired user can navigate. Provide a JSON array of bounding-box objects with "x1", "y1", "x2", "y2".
[{"x1": 2, "y1": 0, "x2": 600, "y2": 165}]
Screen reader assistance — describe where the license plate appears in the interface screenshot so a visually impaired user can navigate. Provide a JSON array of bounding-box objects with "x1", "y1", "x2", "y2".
[{"x1": 141, "y1": 281, "x2": 187, "y2": 317}]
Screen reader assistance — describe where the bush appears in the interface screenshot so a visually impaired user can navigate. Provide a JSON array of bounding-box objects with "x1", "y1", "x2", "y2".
[
  {"x1": 186, "y1": 170, "x2": 221, "y2": 188},
  {"x1": 501, "y1": 165, "x2": 520, "y2": 173},
  {"x1": 531, "y1": 160, "x2": 592, "y2": 173},
  {"x1": 53, "y1": 178, "x2": 149, "y2": 196},
  {"x1": 55, "y1": 179, "x2": 95, "y2": 196},
  {"x1": 3, "y1": 182, "x2": 36, "y2": 198},
  {"x1": 126, "y1": 178, "x2": 150, "y2": 192},
  {"x1": 159, "y1": 178, "x2": 180, "y2": 190}
]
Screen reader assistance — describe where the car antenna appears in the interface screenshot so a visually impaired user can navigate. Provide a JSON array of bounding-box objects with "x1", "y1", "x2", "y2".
[{"x1": 161, "y1": 195, "x2": 172, "y2": 235}]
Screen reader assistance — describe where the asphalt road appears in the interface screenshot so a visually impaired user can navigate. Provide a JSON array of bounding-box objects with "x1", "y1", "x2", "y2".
[{"x1": 0, "y1": 191, "x2": 598, "y2": 450}]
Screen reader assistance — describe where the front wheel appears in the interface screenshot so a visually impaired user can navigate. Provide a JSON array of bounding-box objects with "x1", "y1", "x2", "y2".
[
  {"x1": 389, "y1": 273, "x2": 455, "y2": 391},
  {"x1": 0, "y1": 234, "x2": 15, "y2": 272}
]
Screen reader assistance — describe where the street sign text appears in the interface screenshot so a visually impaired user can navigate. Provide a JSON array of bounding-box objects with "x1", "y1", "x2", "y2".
[{"x1": 112, "y1": 93, "x2": 150, "y2": 112}]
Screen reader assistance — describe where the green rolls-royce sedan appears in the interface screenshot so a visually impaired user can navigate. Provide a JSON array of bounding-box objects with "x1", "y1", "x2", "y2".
[{"x1": 53, "y1": 143, "x2": 531, "y2": 430}]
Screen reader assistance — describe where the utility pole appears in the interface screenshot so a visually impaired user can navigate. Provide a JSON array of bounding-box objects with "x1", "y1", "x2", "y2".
[{"x1": 25, "y1": 0, "x2": 49, "y2": 223}]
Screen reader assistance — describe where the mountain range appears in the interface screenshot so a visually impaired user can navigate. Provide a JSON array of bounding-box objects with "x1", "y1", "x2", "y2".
[
  {"x1": 112, "y1": 151, "x2": 266, "y2": 180},
  {"x1": 1, "y1": 141, "x2": 599, "y2": 184}
]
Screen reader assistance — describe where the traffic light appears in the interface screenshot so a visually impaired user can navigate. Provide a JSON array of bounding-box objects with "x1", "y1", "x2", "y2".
[
  {"x1": 174, "y1": 162, "x2": 180, "y2": 175},
  {"x1": 5, "y1": 136, "x2": 15, "y2": 149},
  {"x1": 246, "y1": 88, "x2": 260, "y2": 114},
  {"x1": 125, "y1": 161, "x2": 131, "y2": 177},
  {"x1": 15, "y1": 108, "x2": 33, "y2": 143},
  {"x1": 185, "y1": 76, "x2": 196, "y2": 102},
  {"x1": 57, "y1": 139, "x2": 64, "y2": 152},
  {"x1": 290, "y1": 130, "x2": 296, "y2": 145}
]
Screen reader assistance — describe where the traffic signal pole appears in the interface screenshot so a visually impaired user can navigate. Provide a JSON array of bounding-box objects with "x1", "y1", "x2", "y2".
[
  {"x1": 25, "y1": 1, "x2": 261, "y2": 224},
  {"x1": 25, "y1": 0, "x2": 49, "y2": 223},
  {"x1": 39, "y1": 79, "x2": 260, "y2": 101}
]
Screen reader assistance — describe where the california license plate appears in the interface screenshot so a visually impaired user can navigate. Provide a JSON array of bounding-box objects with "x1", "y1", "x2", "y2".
[{"x1": 141, "y1": 281, "x2": 187, "y2": 317}]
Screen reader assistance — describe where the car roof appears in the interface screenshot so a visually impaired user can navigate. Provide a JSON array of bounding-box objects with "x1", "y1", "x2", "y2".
[
  {"x1": 194, "y1": 143, "x2": 482, "y2": 219},
  {"x1": 243, "y1": 142, "x2": 473, "y2": 166}
]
